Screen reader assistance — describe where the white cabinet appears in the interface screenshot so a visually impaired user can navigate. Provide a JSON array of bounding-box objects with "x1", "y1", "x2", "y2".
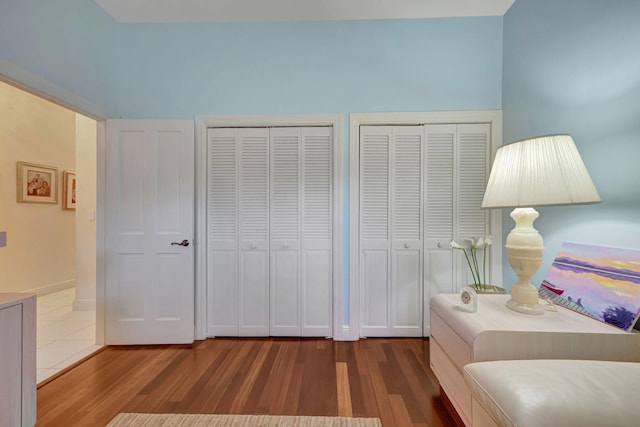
[
  {"x1": 430, "y1": 293, "x2": 640, "y2": 427},
  {"x1": 207, "y1": 127, "x2": 333, "y2": 337},
  {"x1": 0, "y1": 293, "x2": 36, "y2": 427}
]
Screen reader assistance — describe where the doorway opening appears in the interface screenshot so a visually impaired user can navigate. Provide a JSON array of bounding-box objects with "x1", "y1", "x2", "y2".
[{"x1": 0, "y1": 80, "x2": 101, "y2": 384}]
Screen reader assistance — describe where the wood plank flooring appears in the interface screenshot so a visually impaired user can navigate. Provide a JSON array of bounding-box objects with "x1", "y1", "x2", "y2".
[{"x1": 36, "y1": 338, "x2": 458, "y2": 427}]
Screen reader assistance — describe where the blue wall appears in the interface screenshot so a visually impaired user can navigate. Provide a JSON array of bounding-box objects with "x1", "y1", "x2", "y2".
[
  {"x1": 0, "y1": 0, "x2": 119, "y2": 116},
  {"x1": 0, "y1": 8, "x2": 504, "y2": 329},
  {"x1": 502, "y1": 0, "x2": 640, "y2": 288},
  {"x1": 117, "y1": 17, "x2": 502, "y2": 118}
]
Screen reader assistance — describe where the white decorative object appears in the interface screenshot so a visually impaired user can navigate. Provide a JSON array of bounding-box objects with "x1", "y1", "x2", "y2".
[
  {"x1": 459, "y1": 287, "x2": 478, "y2": 312},
  {"x1": 481, "y1": 134, "x2": 600, "y2": 315}
]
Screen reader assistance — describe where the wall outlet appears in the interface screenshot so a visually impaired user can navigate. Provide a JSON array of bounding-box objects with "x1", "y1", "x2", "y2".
[
  {"x1": 87, "y1": 209, "x2": 95, "y2": 221},
  {"x1": 0, "y1": 231, "x2": 6, "y2": 247}
]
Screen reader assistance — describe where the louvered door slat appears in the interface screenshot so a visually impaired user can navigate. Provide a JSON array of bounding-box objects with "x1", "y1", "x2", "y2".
[
  {"x1": 392, "y1": 133, "x2": 422, "y2": 240},
  {"x1": 208, "y1": 135, "x2": 237, "y2": 241},
  {"x1": 271, "y1": 135, "x2": 300, "y2": 240},
  {"x1": 240, "y1": 134, "x2": 269, "y2": 241},
  {"x1": 458, "y1": 127, "x2": 489, "y2": 239},
  {"x1": 425, "y1": 129, "x2": 455, "y2": 238},
  {"x1": 303, "y1": 133, "x2": 332, "y2": 240},
  {"x1": 361, "y1": 133, "x2": 389, "y2": 240}
]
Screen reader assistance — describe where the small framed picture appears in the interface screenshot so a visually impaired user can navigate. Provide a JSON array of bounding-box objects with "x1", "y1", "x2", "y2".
[
  {"x1": 17, "y1": 161, "x2": 58, "y2": 204},
  {"x1": 62, "y1": 171, "x2": 76, "y2": 210}
]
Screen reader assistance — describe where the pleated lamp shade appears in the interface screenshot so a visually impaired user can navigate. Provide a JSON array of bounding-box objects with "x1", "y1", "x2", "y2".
[{"x1": 481, "y1": 134, "x2": 601, "y2": 209}]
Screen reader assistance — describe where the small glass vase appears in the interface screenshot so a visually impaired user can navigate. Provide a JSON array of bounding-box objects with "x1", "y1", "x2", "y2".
[{"x1": 470, "y1": 284, "x2": 506, "y2": 294}]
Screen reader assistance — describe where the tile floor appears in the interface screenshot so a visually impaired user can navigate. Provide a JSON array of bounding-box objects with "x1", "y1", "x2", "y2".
[{"x1": 37, "y1": 288, "x2": 102, "y2": 384}]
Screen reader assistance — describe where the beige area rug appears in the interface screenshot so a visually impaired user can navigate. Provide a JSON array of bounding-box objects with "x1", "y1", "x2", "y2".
[{"x1": 107, "y1": 413, "x2": 382, "y2": 427}]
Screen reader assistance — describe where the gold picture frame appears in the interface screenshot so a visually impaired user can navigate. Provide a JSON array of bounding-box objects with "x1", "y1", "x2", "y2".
[
  {"x1": 17, "y1": 161, "x2": 58, "y2": 204},
  {"x1": 62, "y1": 171, "x2": 76, "y2": 210}
]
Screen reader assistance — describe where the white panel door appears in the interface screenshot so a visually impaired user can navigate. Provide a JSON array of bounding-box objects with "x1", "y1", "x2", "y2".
[
  {"x1": 106, "y1": 120, "x2": 194, "y2": 344},
  {"x1": 360, "y1": 125, "x2": 423, "y2": 337},
  {"x1": 301, "y1": 127, "x2": 333, "y2": 337},
  {"x1": 270, "y1": 127, "x2": 301, "y2": 336}
]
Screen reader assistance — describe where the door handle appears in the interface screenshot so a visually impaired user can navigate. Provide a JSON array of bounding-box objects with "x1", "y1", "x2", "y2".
[{"x1": 171, "y1": 239, "x2": 190, "y2": 247}]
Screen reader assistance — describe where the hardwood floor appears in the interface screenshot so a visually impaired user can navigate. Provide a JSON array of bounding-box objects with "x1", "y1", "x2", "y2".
[{"x1": 36, "y1": 338, "x2": 458, "y2": 427}]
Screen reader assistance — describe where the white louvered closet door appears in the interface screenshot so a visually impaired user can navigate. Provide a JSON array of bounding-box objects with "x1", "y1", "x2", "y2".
[
  {"x1": 207, "y1": 128, "x2": 238, "y2": 336},
  {"x1": 270, "y1": 127, "x2": 302, "y2": 335},
  {"x1": 207, "y1": 128, "x2": 270, "y2": 336},
  {"x1": 457, "y1": 124, "x2": 490, "y2": 252},
  {"x1": 424, "y1": 124, "x2": 456, "y2": 335},
  {"x1": 208, "y1": 126, "x2": 332, "y2": 337},
  {"x1": 301, "y1": 127, "x2": 333, "y2": 337},
  {"x1": 269, "y1": 127, "x2": 333, "y2": 337},
  {"x1": 238, "y1": 128, "x2": 270, "y2": 336},
  {"x1": 359, "y1": 126, "x2": 424, "y2": 337},
  {"x1": 423, "y1": 123, "x2": 490, "y2": 335}
]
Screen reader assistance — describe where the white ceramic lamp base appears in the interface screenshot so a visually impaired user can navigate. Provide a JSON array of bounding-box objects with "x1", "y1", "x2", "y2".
[{"x1": 505, "y1": 208, "x2": 544, "y2": 315}]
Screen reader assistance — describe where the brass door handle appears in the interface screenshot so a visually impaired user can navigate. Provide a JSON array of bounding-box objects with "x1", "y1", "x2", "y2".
[{"x1": 171, "y1": 239, "x2": 190, "y2": 247}]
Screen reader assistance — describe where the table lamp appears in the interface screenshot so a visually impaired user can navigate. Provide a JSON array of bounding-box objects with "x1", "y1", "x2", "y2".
[{"x1": 481, "y1": 134, "x2": 600, "y2": 314}]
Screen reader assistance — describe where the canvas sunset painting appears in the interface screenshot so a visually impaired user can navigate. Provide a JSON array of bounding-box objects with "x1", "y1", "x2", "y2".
[{"x1": 539, "y1": 242, "x2": 640, "y2": 331}]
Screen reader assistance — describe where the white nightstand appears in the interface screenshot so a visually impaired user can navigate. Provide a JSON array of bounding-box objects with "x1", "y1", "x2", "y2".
[{"x1": 429, "y1": 293, "x2": 640, "y2": 427}]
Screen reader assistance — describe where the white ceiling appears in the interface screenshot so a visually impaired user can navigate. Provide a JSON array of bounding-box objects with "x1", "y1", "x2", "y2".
[{"x1": 95, "y1": 0, "x2": 516, "y2": 23}]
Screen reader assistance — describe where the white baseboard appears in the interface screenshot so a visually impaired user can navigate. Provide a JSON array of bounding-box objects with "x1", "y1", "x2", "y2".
[
  {"x1": 25, "y1": 279, "x2": 75, "y2": 297},
  {"x1": 73, "y1": 299, "x2": 96, "y2": 311}
]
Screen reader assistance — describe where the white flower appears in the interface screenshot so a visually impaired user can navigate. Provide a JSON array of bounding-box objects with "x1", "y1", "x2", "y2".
[
  {"x1": 450, "y1": 240, "x2": 464, "y2": 250},
  {"x1": 472, "y1": 237, "x2": 484, "y2": 249},
  {"x1": 452, "y1": 235, "x2": 493, "y2": 289}
]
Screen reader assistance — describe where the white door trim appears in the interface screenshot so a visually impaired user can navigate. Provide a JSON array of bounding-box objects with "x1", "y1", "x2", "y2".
[
  {"x1": 195, "y1": 114, "x2": 345, "y2": 340},
  {"x1": 349, "y1": 110, "x2": 503, "y2": 339},
  {"x1": 96, "y1": 120, "x2": 106, "y2": 345}
]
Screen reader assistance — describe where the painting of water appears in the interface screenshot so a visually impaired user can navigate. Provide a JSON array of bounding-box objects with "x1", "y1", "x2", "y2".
[{"x1": 539, "y1": 242, "x2": 640, "y2": 331}]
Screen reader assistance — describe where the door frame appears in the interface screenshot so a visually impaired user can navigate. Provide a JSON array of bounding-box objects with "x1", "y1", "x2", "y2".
[
  {"x1": 349, "y1": 110, "x2": 503, "y2": 339},
  {"x1": 0, "y1": 69, "x2": 108, "y2": 346},
  {"x1": 195, "y1": 114, "x2": 345, "y2": 340}
]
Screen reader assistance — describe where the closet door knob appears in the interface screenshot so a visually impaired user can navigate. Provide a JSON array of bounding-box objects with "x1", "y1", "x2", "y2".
[
  {"x1": 405, "y1": 243, "x2": 410, "y2": 249},
  {"x1": 251, "y1": 243, "x2": 256, "y2": 249}
]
